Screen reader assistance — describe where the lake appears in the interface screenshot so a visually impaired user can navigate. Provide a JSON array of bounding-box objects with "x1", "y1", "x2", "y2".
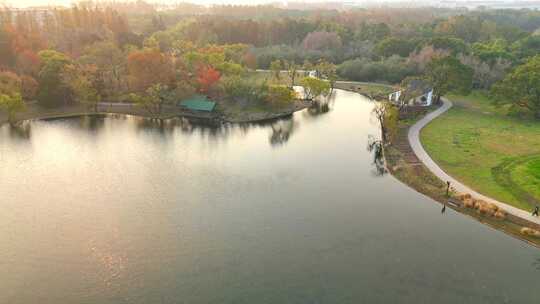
[{"x1": 0, "y1": 90, "x2": 538, "y2": 303}]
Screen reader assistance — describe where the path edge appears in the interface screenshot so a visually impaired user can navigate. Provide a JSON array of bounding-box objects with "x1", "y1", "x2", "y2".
[{"x1": 407, "y1": 98, "x2": 540, "y2": 227}]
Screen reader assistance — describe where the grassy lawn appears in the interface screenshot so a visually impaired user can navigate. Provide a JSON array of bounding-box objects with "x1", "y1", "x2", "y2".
[
  {"x1": 509, "y1": 156, "x2": 540, "y2": 202},
  {"x1": 248, "y1": 70, "x2": 296, "y2": 86},
  {"x1": 333, "y1": 82, "x2": 396, "y2": 100},
  {"x1": 420, "y1": 91, "x2": 540, "y2": 211}
]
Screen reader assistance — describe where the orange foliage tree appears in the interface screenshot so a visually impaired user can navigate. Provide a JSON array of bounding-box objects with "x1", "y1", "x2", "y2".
[
  {"x1": 127, "y1": 49, "x2": 175, "y2": 92},
  {"x1": 196, "y1": 66, "x2": 221, "y2": 94}
]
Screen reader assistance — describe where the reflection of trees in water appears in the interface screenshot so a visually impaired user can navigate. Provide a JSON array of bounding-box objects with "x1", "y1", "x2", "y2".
[
  {"x1": 77, "y1": 115, "x2": 106, "y2": 133},
  {"x1": 269, "y1": 118, "x2": 296, "y2": 147},
  {"x1": 533, "y1": 258, "x2": 540, "y2": 270},
  {"x1": 183, "y1": 119, "x2": 236, "y2": 142},
  {"x1": 367, "y1": 135, "x2": 387, "y2": 176},
  {"x1": 134, "y1": 117, "x2": 240, "y2": 143},
  {"x1": 134, "y1": 117, "x2": 180, "y2": 135},
  {"x1": 305, "y1": 91, "x2": 336, "y2": 118},
  {"x1": 7, "y1": 121, "x2": 32, "y2": 140},
  {"x1": 74, "y1": 114, "x2": 305, "y2": 147}
]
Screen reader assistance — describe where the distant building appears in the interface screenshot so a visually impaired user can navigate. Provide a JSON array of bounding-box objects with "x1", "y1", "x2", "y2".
[
  {"x1": 389, "y1": 79, "x2": 433, "y2": 107},
  {"x1": 180, "y1": 95, "x2": 216, "y2": 112}
]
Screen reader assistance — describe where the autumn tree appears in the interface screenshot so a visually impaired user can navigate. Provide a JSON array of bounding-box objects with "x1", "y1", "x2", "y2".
[
  {"x1": 197, "y1": 66, "x2": 221, "y2": 94},
  {"x1": 492, "y1": 55, "x2": 540, "y2": 119},
  {"x1": 63, "y1": 64, "x2": 102, "y2": 111},
  {"x1": 434, "y1": 15, "x2": 482, "y2": 43},
  {"x1": 0, "y1": 27, "x2": 16, "y2": 68},
  {"x1": 424, "y1": 56, "x2": 473, "y2": 103},
  {"x1": 127, "y1": 49, "x2": 175, "y2": 92},
  {"x1": 408, "y1": 46, "x2": 451, "y2": 72},
  {"x1": 79, "y1": 41, "x2": 126, "y2": 98},
  {"x1": 302, "y1": 31, "x2": 342, "y2": 51},
  {"x1": 37, "y1": 50, "x2": 72, "y2": 107},
  {"x1": 16, "y1": 50, "x2": 41, "y2": 76}
]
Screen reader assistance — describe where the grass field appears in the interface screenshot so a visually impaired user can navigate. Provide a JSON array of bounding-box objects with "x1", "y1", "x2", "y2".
[
  {"x1": 332, "y1": 82, "x2": 396, "y2": 100},
  {"x1": 420, "y1": 91, "x2": 540, "y2": 211}
]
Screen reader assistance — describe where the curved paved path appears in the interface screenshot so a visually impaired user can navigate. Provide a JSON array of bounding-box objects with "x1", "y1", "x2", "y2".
[{"x1": 408, "y1": 98, "x2": 540, "y2": 225}]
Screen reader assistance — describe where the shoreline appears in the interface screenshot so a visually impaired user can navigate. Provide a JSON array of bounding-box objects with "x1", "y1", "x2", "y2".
[{"x1": 0, "y1": 100, "x2": 311, "y2": 127}]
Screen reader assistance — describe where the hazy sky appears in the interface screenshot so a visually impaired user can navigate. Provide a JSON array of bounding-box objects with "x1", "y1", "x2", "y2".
[
  {"x1": 13, "y1": 1, "x2": 278, "y2": 7},
  {"x1": 3, "y1": 0, "x2": 472, "y2": 8},
  {"x1": 9, "y1": 0, "x2": 321, "y2": 7},
  {"x1": 3, "y1": 0, "x2": 520, "y2": 8}
]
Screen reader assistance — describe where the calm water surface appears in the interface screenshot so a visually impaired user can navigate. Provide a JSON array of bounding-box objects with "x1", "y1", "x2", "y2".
[{"x1": 1, "y1": 90, "x2": 539, "y2": 303}]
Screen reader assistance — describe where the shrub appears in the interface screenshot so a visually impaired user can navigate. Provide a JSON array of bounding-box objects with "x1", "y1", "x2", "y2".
[
  {"x1": 266, "y1": 85, "x2": 296, "y2": 106},
  {"x1": 521, "y1": 227, "x2": 540, "y2": 237}
]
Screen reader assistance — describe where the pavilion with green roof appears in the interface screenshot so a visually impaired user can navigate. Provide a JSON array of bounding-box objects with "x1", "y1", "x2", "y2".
[{"x1": 179, "y1": 95, "x2": 216, "y2": 112}]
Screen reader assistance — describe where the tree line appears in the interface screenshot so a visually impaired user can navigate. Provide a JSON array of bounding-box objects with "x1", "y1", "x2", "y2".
[{"x1": 1, "y1": 2, "x2": 539, "y2": 122}]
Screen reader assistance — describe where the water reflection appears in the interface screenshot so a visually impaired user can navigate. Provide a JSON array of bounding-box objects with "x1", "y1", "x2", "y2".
[
  {"x1": 533, "y1": 258, "x2": 540, "y2": 270},
  {"x1": 269, "y1": 118, "x2": 296, "y2": 147},
  {"x1": 6, "y1": 121, "x2": 32, "y2": 140},
  {"x1": 77, "y1": 115, "x2": 106, "y2": 133},
  {"x1": 135, "y1": 116, "x2": 180, "y2": 136},
  {"x1": 126, "y1": 114, "x2": 307, "y2": 148},
  {"x1": 367, "y1": 135, "x2": 387, "y2": 176},
  {"x1": 304, "y1": 91, "x2": 336, "y2": 118}
]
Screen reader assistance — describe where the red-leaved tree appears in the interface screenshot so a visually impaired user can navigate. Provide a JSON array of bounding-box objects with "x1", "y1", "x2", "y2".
[{"x1": 197, "y1": 66, "x2": 221, "y2": 94}]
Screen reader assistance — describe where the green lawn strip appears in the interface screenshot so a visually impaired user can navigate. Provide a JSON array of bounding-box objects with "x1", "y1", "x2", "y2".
[
  {"x1": 492, "y1": 155, "x2": 540, "y2": 209},
  {"x1": 333, "y1": 82, "x2": 395, "y2": 98},
  {"x1": 420, "y1": 92, "x2": 540, "y2": 211},
  {"x1": 248, "y1": 71, "x2": 294, "y2": 86},
  {"x1": 511, "y1": 157, "x2": 540, "y2": 202}
]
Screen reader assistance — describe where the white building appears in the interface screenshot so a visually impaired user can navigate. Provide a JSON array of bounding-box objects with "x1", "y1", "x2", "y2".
[{"x1": 389, "y1": 79, "x2": 434, "y2": 107}]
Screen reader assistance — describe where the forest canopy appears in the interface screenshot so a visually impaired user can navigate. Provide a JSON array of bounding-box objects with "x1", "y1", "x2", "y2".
[{"x1": 1, "y1": 1, "x2": 540, "y2": 117}]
